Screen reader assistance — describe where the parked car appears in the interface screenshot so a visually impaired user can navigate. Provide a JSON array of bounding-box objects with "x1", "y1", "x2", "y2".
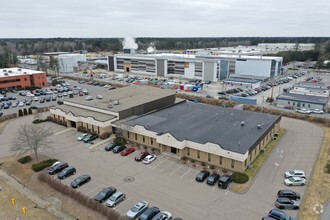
[
  {"x1": 195, "y1": 170, "x2": 210, "y2": 182},
  {"x1": 126, "y1": 201, "x2": 149, "y2": 219},
  {"x1": 135, "y1": 151, "x2": 150, "y2": 162},
  {"x1": 70, "y1": 175, "x2": 91, "y2": 188},
  {"x1": 105, "y1": 191, "x2": 126, "y2": 207},
  {"x1": 113, "y1": 145, "x2": 126, "y2": 153},
  {"x1": 57, "y1": 100, "x2": 64, "y2": 105},
  {"x1": 83, "y1": 134, "x2": 98, "y2": 143},
  {"x1": 45, "y1": 96, "x2": 51, "y2": 102},
  {"x1": 78, "y1": 91, "x2": 84, "y2": 96},
  {"x1": 105, "y1": 143, "x2": 119, "y2": 151},
  {"x1": 94, "y1": 187, "x2": 117, "y2": 203},
  {"x1": 96, "y1": 95, "x2": 103, "y2": 99},
  {"x1": 82, "y1": 89, "x2": 89, "y2": 95},
  {"x1": 275, "y1": 197, "x2": 300, "y2": 210},
  {"x1": 48, "y1": 161, "x2": 68, "y2": 175},
  {"x1": 85, "y1": 96, "x2": 93, "y2": 101},
  {"x1": 121, "y1": 147, "x2": 136, "y2": 156},
  {"x1": 151, "y1": 211, "x2": 172, "y2": 220},
  {"x1": 283, "y1": 105, "x2": 294, "y2": 110},
  {"x1": 57, "y1": 166, "x2": 76, "y2": 179},
  {"x1": 284, "y1": 170, "x2": 305, "y2": 179},
  {"x1": 284, "y1": 177, "x2": 306, "y2": 186},
  {"x1": 311, "y1": 109, "x2": 324, "y2": 114},
  {"x1": 262, "y1": 209, "x2": 295, "y2": 220},
  {"x1": 139, "y1": 206, "x2": 160, "y2": 220},
  {"x1": 218, "y1": 175, "x2": 232, "y2": 189},
  {"x1": 77, "y1": 133, "x2": 88, "y2": 141},
  {"x1": 277, "y1": 189, "x2": 301, "y2": 200},
  {"x1": 143, "y1": 154, "x2": 157, "y2": 164},
  {"x1": 206, "y1": 174, "x2": 220, "y2": 186}
]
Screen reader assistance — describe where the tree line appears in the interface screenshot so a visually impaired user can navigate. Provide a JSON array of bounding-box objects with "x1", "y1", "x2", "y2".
[{"x1": 0, "y1": 37, "x2": 330, "y2": 68}]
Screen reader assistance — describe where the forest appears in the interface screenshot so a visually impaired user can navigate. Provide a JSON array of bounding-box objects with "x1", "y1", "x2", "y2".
[{"x1": 0, "y1": 37, "x2": 330, "y2": 68}]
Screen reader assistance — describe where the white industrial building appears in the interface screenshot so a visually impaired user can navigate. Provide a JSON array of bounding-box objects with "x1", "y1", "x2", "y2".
[
  {"x1": 108, "y1": 53, "x2": 283, "y2": 82},
  {"x1": 58, "y1": 54, "x2": 86, "y2": 73}
]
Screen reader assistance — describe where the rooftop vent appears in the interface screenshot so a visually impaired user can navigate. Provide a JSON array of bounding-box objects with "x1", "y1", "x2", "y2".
[
  {"x1": 113, "y1": 100, "x2": 119, "y2": 105},
  {"x1": 257, "y1": 124, "x2": 261, "y2": 129},
  {"x1": 8, "y1": 70, "x2": 12, "y2": 73},
  {"x1": 241, "y1": 121, "x2": 245, "y2": 126},
  {"x1": 18, "y1": 69, "x2": 21, "y2": 71},
  {"x1": 3, "y1": 70, "x2": 6, "y2": 72}
]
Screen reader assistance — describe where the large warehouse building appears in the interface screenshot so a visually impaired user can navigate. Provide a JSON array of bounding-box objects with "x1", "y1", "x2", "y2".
[
  {"x1": 108, "y1": 53, "x2": 283, "y2": 82},
  {"x1": 0, "y1": 68, "x2": 48, "y2": 90},
  {"x1": 119, "y1": 101, "x2": 281, "y2": 172}
]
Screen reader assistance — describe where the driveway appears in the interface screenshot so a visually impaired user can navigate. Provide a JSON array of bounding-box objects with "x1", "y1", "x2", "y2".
[{"x1": 0, "y1": 115, "x2": 324, "y2": 220}]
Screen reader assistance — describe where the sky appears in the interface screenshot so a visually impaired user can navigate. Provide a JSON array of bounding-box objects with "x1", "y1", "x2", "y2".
[{"x1": 1, "y1": 0, "x2": 330, "y2": 38}]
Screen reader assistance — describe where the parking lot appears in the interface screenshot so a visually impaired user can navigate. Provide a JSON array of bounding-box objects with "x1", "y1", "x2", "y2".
[{"x1": 1, "y1": 114, "x2": 316, "y2": 220}]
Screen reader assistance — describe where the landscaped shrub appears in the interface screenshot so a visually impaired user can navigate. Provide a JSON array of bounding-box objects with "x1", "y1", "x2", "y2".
[
  {"x1": 232, "y1": 172, "x2": 249, "y2": 184},
  {"x1": 99, "y1": 132, "x2": 110, "y2": 140},
  {"x1": 201, "y1": 161, "x2": 206, "y2": 167},
  {"x1": 17, "y1": 155, "x2": 32, "y2": 164},
  {"x1": 32, "y1": 159, "x2": 58, "y2": 172},
  {"x1": 32, "y1": 118, "x2": 50, "y2": 124},
  {"x1": 114, "y1": 137, "x2": 127, "y2": 145}
]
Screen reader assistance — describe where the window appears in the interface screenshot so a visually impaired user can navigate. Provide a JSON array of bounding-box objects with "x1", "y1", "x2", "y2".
[
  {"x1": 231, "y1": 159, "x2": 235, "y2": 168},
  {"x1": 288, "y1": 101, "x2": 290, "y2": 105},
  {"x1": 151, "y1": 138, "x2": 153, "y2": 145},
  {"x1": 208, "y1": 153, "x2": 211, "y2": 162},
  {"x1": 244, "y1": 159, "x2": 247, "y2": 167},
  {"x1": 143, "y1": 136, "x2": 145, "y2": 143},
  {"x1": 127, "y1": 132, "x2": 130, "y2": 138},
  {"x1": 187, "y1": 148, "x2": 190, "y2": 156},
  {"x1": 135, "y1": 134, "x2": 137, "y2": 141},
  {"x1": 254, "y1": 148, "x2": 256, "y2": 156},
  {"x1": 302, "y1": 103, "x2": 305, "y2": 107},
  {"x1": 197, "y1": 150, "x2": 200, "y2": 159},
  {"x1": 293, "y1": 102, "x2": 295, "y2": 106},
  {"x1": 219, "y1": 156, "x2": 222, "y2": 165},
  {"x1": 308, "y1": 104, "x2": 310, "y2": 108}
]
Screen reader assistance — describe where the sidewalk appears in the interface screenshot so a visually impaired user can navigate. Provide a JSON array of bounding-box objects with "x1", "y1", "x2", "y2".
[{"x1": 0, "y1": 169, "x2": 75, "y2": 220}]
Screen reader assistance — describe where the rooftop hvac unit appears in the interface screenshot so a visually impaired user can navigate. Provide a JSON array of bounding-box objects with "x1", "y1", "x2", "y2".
[
  {"x1": 113, "y1": 100, "x2": 119, "y2": 105},
  {"x1": 257, "y1": 124, "x2": 261, "y2": 129},
  {"x1": 18, "y1": 69, "x2": 21, "y2": 71},
  {"x1": 3, "y1": 70, "x2": 6, "y2": 72},
  {"x1": 4, "y1": 73, "x2": 8, "y2": 75},
  {"x1": 8, "y1": 70, "x2": 12, "y2": 73},
  {"x1": 241, "y1": 121, "x2": 245, "y2": 126}
]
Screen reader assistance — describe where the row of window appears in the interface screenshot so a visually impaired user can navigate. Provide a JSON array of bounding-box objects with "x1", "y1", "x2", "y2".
[
  {"x1": 186, "y1": 148, "x2": 235, "y2": 168},
  {"x1": 288, "y1": 101, "x2": 311, "y2": 108},
  {"x1": 128, "y1": 132, "x2": 154, "y2": 145}
]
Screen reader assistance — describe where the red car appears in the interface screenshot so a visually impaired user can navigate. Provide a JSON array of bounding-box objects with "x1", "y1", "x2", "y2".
[
  {"x1": 134, "y1": 151, "x2": 150, "y2": 161},
  {"x1": 121, "y1": 147, "x2": 136, "y2": 156},
  {"x1": 78, "y1": 91, "x2": 84, "y2": 96}
]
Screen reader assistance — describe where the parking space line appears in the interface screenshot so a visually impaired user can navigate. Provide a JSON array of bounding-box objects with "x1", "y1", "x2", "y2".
[
  {"x1": 169, "y1": 165, "x2": 183, "y2": 175},
  {"x1": 84, "y1": 183, "x2": 103, "y2": 195},
  {"x1": 180, "y1": 168, "x2": 192, "y2": 179},
  {"x1": 113, "y1": 197, "x2": 131, "y2": 210},
  {"x1": 160, "y1": 162, "x2": 175, "y2": 173},
  {"x1": 53, "y1": 128, "x2": 75, "y2": 136}
]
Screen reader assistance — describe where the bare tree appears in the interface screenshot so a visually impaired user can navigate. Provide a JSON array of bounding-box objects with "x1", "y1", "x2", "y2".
[{"x1": 11, "y1": 124, "x2": 54, "y2": 161}]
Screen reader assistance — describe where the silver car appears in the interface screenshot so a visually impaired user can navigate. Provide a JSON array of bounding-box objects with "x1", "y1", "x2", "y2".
[
  {"x1": 126, "y1": 201, "x2": 149, "y2": 219},
  {"x1": 105, "y1": 191, "x2": 126, "y2": 207},
  {"x1": 275, "y1": 197, "x2": 300, "y2": 210},
  {"x1": 284, "y1": 177, "x2": 306, "y2": 186},
  {"x1": 284, "y1": 170, "x2": 305, "y2": 179}
]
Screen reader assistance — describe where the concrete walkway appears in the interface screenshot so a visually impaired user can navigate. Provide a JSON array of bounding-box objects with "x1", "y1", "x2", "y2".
[
  {"x1": 321, "y1": 201, "x2": 330, "y2": 220},
  {"x1": 0, "y1": 170, "x2": 75, "y2": 220}
]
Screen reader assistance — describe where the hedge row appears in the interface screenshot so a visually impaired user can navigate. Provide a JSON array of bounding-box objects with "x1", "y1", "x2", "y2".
[
  {"x1": 37, "y1": 172, "x2": 125, "y2": 220},
  {"x1": 17, "y1": 155, "x2": 32, "y2": 164},
  {"x1": 33, "y1": 118, "x2": 50, "y2": 124},
  {"x1": 32, "y1": 159, "x2": 58, "y2": 172},
  {"x1": 0, "y1": 113, "x2": 17, "y2": 122}
]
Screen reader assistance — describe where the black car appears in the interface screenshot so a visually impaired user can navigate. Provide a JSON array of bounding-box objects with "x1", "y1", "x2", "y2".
[
  {"x1": 139, "y1": 206, "x2": 160, "y2": 220},
  {"x1": 48, "y1": 161, "x2": 69, "y2": 175},
  {"x1": 277, "y1": 189, "x2": 301, "y2": 200},
  {"x1": 83, "y1": 134, "x2": 98, "y2": 143},
  {"x1": 113, "y1": 145, "x2": 126, "y2": 153},
  {"x1": 57, "y1": 100, "x2": 64, "y2": 105},
  {"x1": 206, "y1": 174, "x2": 220, "y2": 185},
  {"x1": 218, "y1": 175, "x2": 232, "y2": 189},
  {"x1": 195, "y1": 170, "x2": 210, "y2": 182},
  {"x1": 217, "y1": 91, "x2": 227, "y2": 95},
  {"x1": 57, "y1": 166, "x2": 76, "y2": 179},
  {"x1": 70, "y1": 175, "x2": 91, "y2": 188},
  {"x1": 105, "y1": 143, "x2": 119, "y2": 151},
  {"x1": 94, "y1": 187, "x2": 117, "y2": 203}
]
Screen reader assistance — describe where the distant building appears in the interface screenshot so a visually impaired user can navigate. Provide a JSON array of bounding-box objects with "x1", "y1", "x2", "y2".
[
  {"x1": 58, "y1": 54, "x2": 86, "y2": 73},
  {"x1": 276, "y1": 93, "x2": 329, "y2": 111},
  {"x1": 0, "y1": 68, "x2": 48, "y2": 90}
]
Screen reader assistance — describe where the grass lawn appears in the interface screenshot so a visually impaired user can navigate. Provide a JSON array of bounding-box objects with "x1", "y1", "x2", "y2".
[{"x1": 232, "y1": 129, "x2": 286, "y2": 193}]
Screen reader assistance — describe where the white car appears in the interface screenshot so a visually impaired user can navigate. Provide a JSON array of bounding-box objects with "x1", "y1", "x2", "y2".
[
  {"x1": 96, "y1": 95, "x2": 103, "y2": 99},
  {"x1": 18, "y1": 102, "x2": 25, "y2": 107},
  {"x1": 63, "y1": 92, "x2": 68, "y2": 96},
  {"x1": 312, "y1": 109, "x2": 324, "y2": 114},
  {"x1": 85, "y1": 96, "x2": 93, "y2": 101},
  {"x1": 77, "y1": 133, "x2": 88, "y2": 141},
  {"x1": 33, "y1": 97, "x2": 39, "y2": 101},
  {"x1": 126, "y1": 201, "x2": 149, "y2": 219},
  {"x1": 143, "y1": 154, "x2": 157, "y2": 164},
  {"x1": 26, "y1": 92, "x2": 35, "y2": 97},
  {"x1": 152, "y1": 211, "x2": 172, "y2": 220},
  {"x1": 284, "y1": 177, "x2": 306, "y2": 186},
  {"x1": 284, "y1": 170, "x2": 305, "y2": 178}
]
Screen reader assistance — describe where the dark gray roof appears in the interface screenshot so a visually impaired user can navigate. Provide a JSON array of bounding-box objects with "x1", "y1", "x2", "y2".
[
  {"x1": 224, "y1": 78, "x2": 260, "y2": 84},
  {"x1": 277, "y1": 93, "x2": 329, "y2": 105},
  {"x1": 124, "y1": 101, "x2": 281, "y2": 154}
]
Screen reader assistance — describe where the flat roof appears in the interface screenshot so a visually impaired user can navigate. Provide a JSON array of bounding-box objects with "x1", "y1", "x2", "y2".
[
  {"x1": 224, "y1": 78, "x2": 260, "y2": 84},
  {"x1": 0, "y1": 68, "x2": 44, "y2": 78},
  {"x1": 124, "y1": 101, "x2": 281, "y2": 154},
  {"x1": 66, "y1": 85, "x2": 176, "y2": 113},
  {"x1": 51, "y1": 104, "x2": 116, "y2": 122},
  {"x1": 277, "y1": 93, "x2": 329, "y2": 105},
  {"x1": 229, "y1": 74, "x2": 269, "y2": 81}
]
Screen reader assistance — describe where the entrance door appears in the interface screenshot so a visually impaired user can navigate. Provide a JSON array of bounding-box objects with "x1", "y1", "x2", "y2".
[
  {"x1": 126, "y1": 67, "x2": 130, "y2": 72},
  {"x1": 70, "y1": 121, "x2": 76, "y2": 128},
  {"x1": 170, "y1": 147, "x2": 177, "y2": 154}
]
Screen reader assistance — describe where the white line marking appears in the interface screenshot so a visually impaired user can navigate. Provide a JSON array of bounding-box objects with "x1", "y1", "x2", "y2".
[
  {"x1": 225, "y1": 190, "x2": 229, "y2": 196},
  {"x1": 152, "y1": 157, "x2": 169, "y2": 169},
  {"x1": 53, "y1": 128, "x2": 74, "y2": 136},
  {"x1": 180, "y1": 169, "x2": 192, "y2": 179},
  {"x1": 169, "y1": 165, "x2": 183, "y2": 175},
  {"x1": 190, "y1": 177, "x2": 195, "y2": 182}
]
